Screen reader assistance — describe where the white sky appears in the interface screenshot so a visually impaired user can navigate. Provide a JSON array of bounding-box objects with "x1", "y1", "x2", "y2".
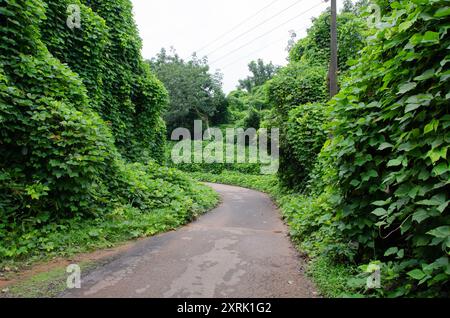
[{"x1": 131, "y1": 0, "x2": 347, "y2": 93}]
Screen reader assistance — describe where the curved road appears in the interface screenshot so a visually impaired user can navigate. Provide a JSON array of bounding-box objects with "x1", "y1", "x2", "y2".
[{"x1": 61, "y1": 183, "x2": 316, "y2": 298}]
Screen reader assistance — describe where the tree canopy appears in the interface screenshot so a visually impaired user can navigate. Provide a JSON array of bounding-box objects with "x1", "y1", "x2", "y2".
[
  {"x1": 149, "y1": 49, "x2": 228, "y2": 134},
  {"x1": 238, "y1": 59, "x2": 279, "y2": 93}
]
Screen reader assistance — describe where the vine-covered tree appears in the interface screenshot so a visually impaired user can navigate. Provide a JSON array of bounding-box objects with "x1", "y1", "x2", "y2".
[{"x1": 267, "y1": 4, "x2": 367, "y2": 191}]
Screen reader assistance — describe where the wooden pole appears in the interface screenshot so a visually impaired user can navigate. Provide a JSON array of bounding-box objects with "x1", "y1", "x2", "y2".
[{"x1": 329, "y1": 0, "x2": 339, "y2": 97}]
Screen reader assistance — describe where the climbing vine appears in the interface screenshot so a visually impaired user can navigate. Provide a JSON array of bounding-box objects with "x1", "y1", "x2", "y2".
[{"x1": 329, "y1": 0, "x2": 449, "y2": 297}]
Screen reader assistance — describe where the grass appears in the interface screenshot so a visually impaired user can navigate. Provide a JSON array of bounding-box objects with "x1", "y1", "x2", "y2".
[
  {"x1": 307, "y1": 256, "x2": 357, "y2": 298},
  {"x1": 3, "y1": 261, "x2": 99, "y2": 298},
  {"x1": 0, "y1": 181, "x2": 219, "y2": 270},
  {"x1": 0, "y1": 179, "x2": 219, "y2": 297}
]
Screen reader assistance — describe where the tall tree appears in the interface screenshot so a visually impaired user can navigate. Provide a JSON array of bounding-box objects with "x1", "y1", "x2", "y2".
[
  {"x1": 149, "y1": 49, "x2": 228, "y2": 134},
  {"x1": 238, "y1": 59, "x2": 279, "y2": 92}
]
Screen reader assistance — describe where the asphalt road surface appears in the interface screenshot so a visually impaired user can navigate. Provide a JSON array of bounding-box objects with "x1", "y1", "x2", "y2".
[{"x1": 61, "y1": 183, "x2": 316, "y2": 298}]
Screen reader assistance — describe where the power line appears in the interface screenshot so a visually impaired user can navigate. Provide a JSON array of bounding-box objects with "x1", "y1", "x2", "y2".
[
  {"x1": 210, "y1": 1, "x2": 326, "y2": 65},
  {"x1": 195, "y1": 0, "x2": 282, "y2": 54},
  {"x1": 204, "y1": 0, "x2": 307, "y2": 57},
  {"x1": 219, "y1": 26, "x2": 309, "y2": 70},
  {"x1": 220, "y1": 38, "x2": 286, "y2": 70}
]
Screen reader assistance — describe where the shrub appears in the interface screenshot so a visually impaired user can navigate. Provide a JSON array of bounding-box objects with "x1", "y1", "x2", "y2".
[
  {"x1": 329, "y1": 0, "x2": 450, "y2": 297},
  {"x1": 243, "y1": 107, "x2": 261, "y2": 131},
  {"x1": 279, "y1": 103, "x2": 329, "y2": 191},
  {"x1": 266, "y1": 62, "x2": 328, "y2": 116}
]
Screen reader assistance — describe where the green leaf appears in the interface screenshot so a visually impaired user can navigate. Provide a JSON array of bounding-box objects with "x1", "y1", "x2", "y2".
[
  {"x1": 372, "y1": 208, "x2": 387, "y2": 217},
  {"x1": 424, "y1": 119, "x2": 439, "y2": 134},
  {"x1": 361, "y1": 169, "x2": 378, "y2": 182},
  {"x1": 378, "y1": 143, "x2": 393, "y2": 150},
  {"x1": 387, "y1": 158, "x2": 402, "y2": 167},
  {"x1": 399, "y1": 19, "x2": 414, "y2": 32},
  {"x1": 408, "y1": 269, "x2": 426, "y2": 280},
  {"x1": 432, "y1": 163, "x2": 448, "y2": 176},
  {"x1": 427, "y1": 147, "x2": 447, "y2": 163},
  {"x1": 88, "y1": 230, "x2": 100, "y2": 238},
  {"x1": 434, "y1": 7, "x2": 450, "y2": 18},
  {"x1": 439, "y1": 70, "x2": 450, "y2": 82},
  {"x1": 422, "y1": 31, "x2": 440, "y2": 44},
  {"x1": 372, "y1": 200, "x2": 390, "y2": 206},
  {"x1": 437, "y1": 201, "x2": 449, "y2": 214},
  {"x1": 414, "y1": 69, "x2": 435, "y2": 81},
  {"x1": 405, "y1": 103, "x2": 421, "y2": 113},
  {"x1": 397, "y1": 82, "x2": 417, "y2": 95},
  {"x1": 412, "y1": 209, "x2": 429, "y2": 224},
  {"x1": 417, "y1": 194, "x2": 446, "y2": 206},
  {"x1": 384, "y1": 247, "x2": 398, "y2": 257},
  {"x1": 427, "y1": 226, "x2": 450, "y2": 239}
]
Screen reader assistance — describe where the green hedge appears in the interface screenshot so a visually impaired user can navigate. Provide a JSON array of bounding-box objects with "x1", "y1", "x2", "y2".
[
  {"x1": 329, "y1": 0, "x2": 450, "y2": 297},
  {"x1": 279, "y1": 103, "x2": 329, "y2": 191}
]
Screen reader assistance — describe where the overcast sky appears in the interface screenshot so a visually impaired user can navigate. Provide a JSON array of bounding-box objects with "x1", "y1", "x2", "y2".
[{"x1": 131, "y1": 0, "x2": 348, "y2": 93}]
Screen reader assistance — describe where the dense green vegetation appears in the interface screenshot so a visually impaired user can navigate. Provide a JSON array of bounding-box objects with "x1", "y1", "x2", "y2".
[
  {"x1": 325, "y1": 0, "x2": 450, "y2": 297},
  {"x1": 167, "y1": 140, "x2": 263, "y2": 175},
  {"x1": 41, "y1": 0, "x2": 168, "y2": 163},
  {"x1": 149, "y1": 49, "x2": 228, "y2": 134},
  {"x1": 266, "y1": 5, "x2": 367, "y2": 191},
  {"x1": 181, "y1": 0, "x2": 450, "y2": 298},
  {"x1": 227, "y1": 59, "x2": 277, "y2": 130},
  {"x1": 0, "y1": 0, "x2": 217, "y2": 264},
  {"x1": 1, "y1": 0, "x2": 448, "y2": 299}
]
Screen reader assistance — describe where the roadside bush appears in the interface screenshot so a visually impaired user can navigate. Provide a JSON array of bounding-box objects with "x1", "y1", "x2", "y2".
[
  {"x1": 0, "y1": 1, "x2": 114, "y2": 220},
  {"x1": 329, "y1": 0, "x2": 450, "y2": 297},
  {"x1": 167, "y1": 141, "x2": 262, "y2": 175},
  {"x1": 266, "y1": 62, "x2": 328, "y2": 117},
  {"x1": 243, "y1": 107, "x2": 261, "y2": 131},
  {"x1": 266, "y1": 62, "x2": 328, "y2": 190},
  {"x1": 280, "y1": 103, "x2": 329, "y2": 191}
]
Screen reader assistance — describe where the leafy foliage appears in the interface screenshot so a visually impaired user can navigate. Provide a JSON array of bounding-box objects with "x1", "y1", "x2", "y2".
[
  {"x1": 167, "y1": 140, "x2": 262, "y2": 175},
  {"x1": 327, "y1": 0, "x2": 450, "y2": 297},
  {"x1": 266, "y1": 62, "x2": 328, "y2": 114},
  {"x1": 238, "y1": 59, "x2": 279, "y2": 93},
  {"x1": 289, "y1": 6, "x2": 367, "y2": 73},
  {"x1": 1, "y1": 169, "x2": 218, "y2": 263},
  {"x1": 280, "y1": 104, "x2": 329, "y2": 191},
  {"x1": 149, "y1": 49, "x2": 228, "y2": 134},
  {"x1": 266, "y1": 4, "x2": 366, "y2": 191},
  {"x1": 266, "y1": 61, "x2": 328, "y2": 190},
  {"x1": 40, "y1": 0, "x2": 168, "y2": 163},
  {"x1": 0, "y1": 0, "x2": 218, "y2": 262}
]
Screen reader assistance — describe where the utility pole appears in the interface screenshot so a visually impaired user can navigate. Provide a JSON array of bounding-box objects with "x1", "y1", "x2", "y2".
[{"x1": 329, "y1": 0, "x2": 339, "y2": 97}]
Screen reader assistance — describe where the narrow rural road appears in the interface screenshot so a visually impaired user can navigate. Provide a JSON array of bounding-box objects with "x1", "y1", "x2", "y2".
[{"x1": 61, "y1": 183, "x2": 316, "y2": 298}]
